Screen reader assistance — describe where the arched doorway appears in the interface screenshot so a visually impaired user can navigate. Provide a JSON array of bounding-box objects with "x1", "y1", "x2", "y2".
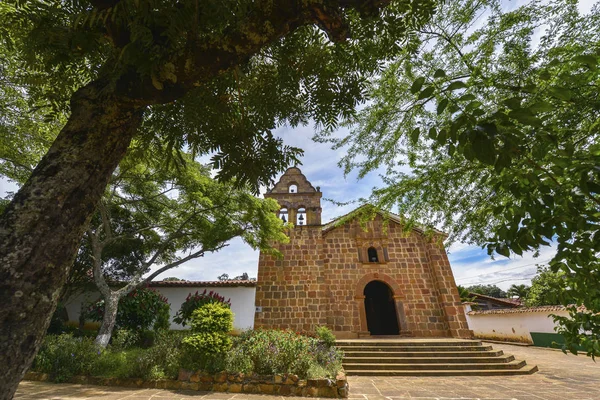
[{"x1": 364, "y1": 280, "x2": 400, "y2": 335}]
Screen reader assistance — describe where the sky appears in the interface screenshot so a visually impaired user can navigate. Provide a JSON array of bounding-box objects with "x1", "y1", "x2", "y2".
[{"x1": 1, "y1": 0, "x2": 595, "y2": 292}]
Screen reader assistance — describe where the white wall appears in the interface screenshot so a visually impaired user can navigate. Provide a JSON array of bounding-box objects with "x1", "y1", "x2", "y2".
[
  {"x1": 463, "y1": 305, "x2": 569, "y2": 343},
  {"x1": 64, "y1": 285, "x2": 256, "y2": 332},
  {"x1": 156, "y1": 286, "x2": 256, "y2": 331}
]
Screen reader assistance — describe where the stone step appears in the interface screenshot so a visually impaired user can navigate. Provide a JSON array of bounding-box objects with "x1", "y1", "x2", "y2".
[
  {"x1": 343, "y1": 360, "x2": 527, "y2": 371},
  {"x1": 344, "y1": 355, "x2": 515, "y2": 364},
  {"x1": 342, "y1": 350, "x2": 504, "y2": 358},
  {"x1": 337, "y1": 345, "x2": 494, "y2": 352},
  {"x1": 344, "y1": 365, "x2": 539, "y2": 376},
  {"x1": 337, "y1": 340, "x2": 482, "y2": 347}
]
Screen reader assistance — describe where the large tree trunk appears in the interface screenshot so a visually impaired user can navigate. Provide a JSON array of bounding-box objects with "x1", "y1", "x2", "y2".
[
  {"x1": 0, "y1": 80, "x2": 143, "y2": 399},
  {"x1": 94, "y1": 293, "x2": 121, "y2": 348}
]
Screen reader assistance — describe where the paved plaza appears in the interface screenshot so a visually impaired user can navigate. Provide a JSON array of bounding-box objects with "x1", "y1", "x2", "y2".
[{"x1": 14, "y1": 342, "x2": 600, "y2": 400}]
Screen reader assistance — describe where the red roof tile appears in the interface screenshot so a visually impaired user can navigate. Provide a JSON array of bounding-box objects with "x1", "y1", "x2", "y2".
[
  {"x1": 468, "y1": 304, "x2": 587, "y2": 315},
  {"x1": 149, "y1": 280, "x2": 256, "y2": 288}
]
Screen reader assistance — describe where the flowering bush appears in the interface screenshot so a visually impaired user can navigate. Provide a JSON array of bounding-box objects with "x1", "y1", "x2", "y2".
[
  {"x1": 181, "y1": 302, "x2": 234, "y2": 372},
  {"x1": 173, "y1": 289, "x2": 231, "y2": 327},
  {"x1": 86, "y1": 287, "x2": 170, "y2": 332},
  {"x1": 225, "y1": 328, "x2": 343, "y2": 378}
]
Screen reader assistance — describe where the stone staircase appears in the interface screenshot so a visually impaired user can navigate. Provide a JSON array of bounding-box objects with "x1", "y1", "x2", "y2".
[{"x1": 337, "y1": 339, "x2": 538, "y2": 376}]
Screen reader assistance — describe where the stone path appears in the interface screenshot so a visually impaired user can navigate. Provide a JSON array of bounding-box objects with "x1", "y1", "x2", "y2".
[{"x1": 14, "y1": 343, "x2": 600, "y2": 400}]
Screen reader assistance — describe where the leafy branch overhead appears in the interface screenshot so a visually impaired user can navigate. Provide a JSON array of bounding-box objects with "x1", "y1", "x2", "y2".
[
  {"x1": 333, "y1": 0, "x2": 600, "y2": 356},
  {"x1": 1, "y1": 0, "x2": 436, "y2": 192}
]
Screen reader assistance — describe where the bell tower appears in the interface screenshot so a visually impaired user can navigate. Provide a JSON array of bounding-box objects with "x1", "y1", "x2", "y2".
[{"x1": 265, "y1": 167, "x2": 322, "y2": 226}]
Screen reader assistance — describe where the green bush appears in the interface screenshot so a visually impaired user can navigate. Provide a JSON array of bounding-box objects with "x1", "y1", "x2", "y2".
[
  {"x1": 86, "y1": 287, "x2": 170, "y2": 332},
  {"x1": 181, "y1": 302, "x2": 233, "y2": 372},
  {"x1": 173, "y1": 290, "x2": 231, "y2": 327},
  {"x1": 33, "y1": 331, "x2": 185, "y2": 382},
  {"x1": 225, "y1": 329, "x2": 343, "y2": 378},
  {"x1": 315, "y1": 326, "x2": 336, "y2": 347},
  {"x1": 110, "y1": 329, "x2": 140, "y2": 351},
  {"x1": 33, "y1": 334, "x2": 101, "y2": 382},
  {"x1": 189, "y1": 302, "x2": 233, "y2": 333}
]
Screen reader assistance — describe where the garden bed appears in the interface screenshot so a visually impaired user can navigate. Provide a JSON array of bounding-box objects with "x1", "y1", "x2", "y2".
[{"x1": 24, "y1": 370, "x2": 349, "y2": 398}]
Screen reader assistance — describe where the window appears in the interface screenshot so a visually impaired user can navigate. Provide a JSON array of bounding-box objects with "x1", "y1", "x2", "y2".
[
  {"x1": 279, "y1": 208, "x2": 288, "y2": 223},
  {"x1": 296, "y1": 207, "x2": 306, "y2": 225},
  {"x1": 289, "y1": 184, "x2": 298, "y2": 193},
  {"x1": 367, "y1": 247, "x2": 379, "y2": 263}
]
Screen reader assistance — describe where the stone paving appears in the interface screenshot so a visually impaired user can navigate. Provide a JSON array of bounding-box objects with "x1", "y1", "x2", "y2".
[{"x1": 14, "y1": 342, "x2": 600, "y2": 400}]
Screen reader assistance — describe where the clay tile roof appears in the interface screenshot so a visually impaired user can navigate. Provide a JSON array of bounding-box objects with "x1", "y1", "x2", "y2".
[
  {"x1": 468, "y1": 304, "x2": 588, "y2": 315},
  {"x1": 149, "y1": 280, "x2": 256, "y2": 288},
  {"x1": 469, "y1": 292, "x2": 521, "y2": 307}
]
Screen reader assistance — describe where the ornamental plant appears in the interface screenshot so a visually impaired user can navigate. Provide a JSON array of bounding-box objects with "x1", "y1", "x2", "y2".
[
  {"x1": 173, "y1": 289, "x2": 231, "y2": 327},
  {"x1": 225, "y1": 328, "x2": 343, "y2": 378},
  {"x1": 86, "y1": 287, "x2": 170, "y2": 333},
  {"x1": 181, "y1": 302, "x2": 234, "y2": 372}
]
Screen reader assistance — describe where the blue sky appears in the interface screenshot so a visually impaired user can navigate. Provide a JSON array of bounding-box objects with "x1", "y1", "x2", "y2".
[{"x1": 2, "y1": 0, "x2": 594, "y2": 292}]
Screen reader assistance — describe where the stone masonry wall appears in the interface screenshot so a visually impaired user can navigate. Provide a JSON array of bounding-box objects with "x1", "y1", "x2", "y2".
[
  {"x1": 255, "y1": 215, "x2": 471, "y2": 338},
  {"x1": 254, "y1": 226, "x2": 327, "y2": 330}
]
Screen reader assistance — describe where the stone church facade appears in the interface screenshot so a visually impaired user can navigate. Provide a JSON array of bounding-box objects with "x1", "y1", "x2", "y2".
[{"x1": 254, "y1": 167, "x2": 471, "y2": 339}]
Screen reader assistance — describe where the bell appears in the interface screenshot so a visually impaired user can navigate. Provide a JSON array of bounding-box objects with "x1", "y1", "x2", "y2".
[
  {"x1": 298, "y1": 214, "x2": 304, "y2": 225},
  {"x1": 281, "y1": 215, "x2": 287, "y2": 223}
]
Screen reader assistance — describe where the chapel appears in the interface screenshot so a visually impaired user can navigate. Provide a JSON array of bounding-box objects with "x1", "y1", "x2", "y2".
[{"x1": 253, "y1": 167, "x2": 472, "y2": 339}]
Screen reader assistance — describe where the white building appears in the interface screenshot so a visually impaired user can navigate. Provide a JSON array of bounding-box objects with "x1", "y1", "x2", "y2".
[{"x1": 64, "y1": 280, "x2": 257, "y2": 332}]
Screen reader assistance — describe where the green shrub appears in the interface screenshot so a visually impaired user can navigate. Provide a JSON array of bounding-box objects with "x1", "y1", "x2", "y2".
[
  {"x1": 86, "y1": 287, "x2": 170, "y2": 332},
  {"x1": 34, "y1": 331, "x2": 185, "y2": 382},
  {"x1": 189, "y1": 302, "x2": 233, "y2": 333},
  {"x1": 174, "y1": 290, "x2": 231, "y2": 327},
  {"x1": 181, "y1": 302, "x2": 233, "y2": 372},
  {"x1": 315, "y1": 326, "x2": 336, "y2": 347},
  {"x1": 110, "y1": 329, "x2": 140, "y2": 351},
  {"x1": 225, "y1": 329, "x2": 343, "y2": 378},
  {"x1": 32, "y1": 334, "x2": 101, "y2": 382}
]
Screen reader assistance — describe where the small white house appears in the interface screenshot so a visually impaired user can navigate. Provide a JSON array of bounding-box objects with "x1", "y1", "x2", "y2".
[{"x1": 64, "y1": 280, "x2": 257, "y2": 332}]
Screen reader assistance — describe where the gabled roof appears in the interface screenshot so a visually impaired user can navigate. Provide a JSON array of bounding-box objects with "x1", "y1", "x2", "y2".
[
  {"x1": 150, "y1": 280, "x2": 256, "y2": 288},
  {"x1": 321, "y1": 204, "x2": 447, "y2": 237},
  {"x1": 469, "y1": 292, "x2": 521, "y2": 308},
  {"x1": 468, "y1": 304, "x2": 587, "y2": 315},
  {"x1": 267, "y1": 166, "x2": 318, "y2": 194}
]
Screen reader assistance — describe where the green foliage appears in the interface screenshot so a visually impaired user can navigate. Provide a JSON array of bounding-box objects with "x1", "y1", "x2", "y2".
[
  {"x1": 173, "y1": 290, "x2": 231, "y2": 327},
  {"x1": 32, "y1": 334, "x2": 101, "y2": 383},
  {"x1": 0, "y1": 0, "x2": 436, "y2": 192},
  {"x1": 554, "y1": 308, "x2": 600, "y2": 360},
  {"x1": 188, "y1": 303, "x2": 234, "y2": 333},
  {"x1": 315, "y1": 326, "x2": 337, "y2": 348},
  {"x1": 335, "y1": 0, "x2": 600, "y2": 356},
  {"x1": 86, "y1": 287, "x2": 170, "y2": 332},
  {"x1": 525, "y1": 267, "x2": 572, "y2": 307},
  {"x1": 181, "y1": 302, "x2": 234, "y2": 372},
  {"x1": 33, "y1": 331, "x2": 185, "y2": 382},
  {"x1": 456, "y1": 285, "x2": 476, "y2": 303},
  {"x1": 110, "y1": 329, "x2": 140, "y2": 351},
  {"x1": 225, "y1": 329, "x2": 343, "y2": 379},
  {"x1": 466, "y1": 284, "x2": 506, "y2": 299},
  {"x1": 507, "y1": 284, "x2": 530, "y2": 300}
]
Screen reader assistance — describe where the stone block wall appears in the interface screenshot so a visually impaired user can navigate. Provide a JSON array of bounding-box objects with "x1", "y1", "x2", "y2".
[{"x1": 255, "y1": 214, "x2": 471, "y2": 339}]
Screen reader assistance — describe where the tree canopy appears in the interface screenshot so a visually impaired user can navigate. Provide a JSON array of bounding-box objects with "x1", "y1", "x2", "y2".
[
  {"x1": 0, "y1": 0, "x2": 437, "y2": 394},
  {"x1": 465, "y1": 284, "x2": 506, "y2": 299},
  {"x1": 524, "y1": 267, "x2": 572, "y2": 307},
  {"x1": 332, "y1": 0, "x2": 600, "y2": 356}
]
